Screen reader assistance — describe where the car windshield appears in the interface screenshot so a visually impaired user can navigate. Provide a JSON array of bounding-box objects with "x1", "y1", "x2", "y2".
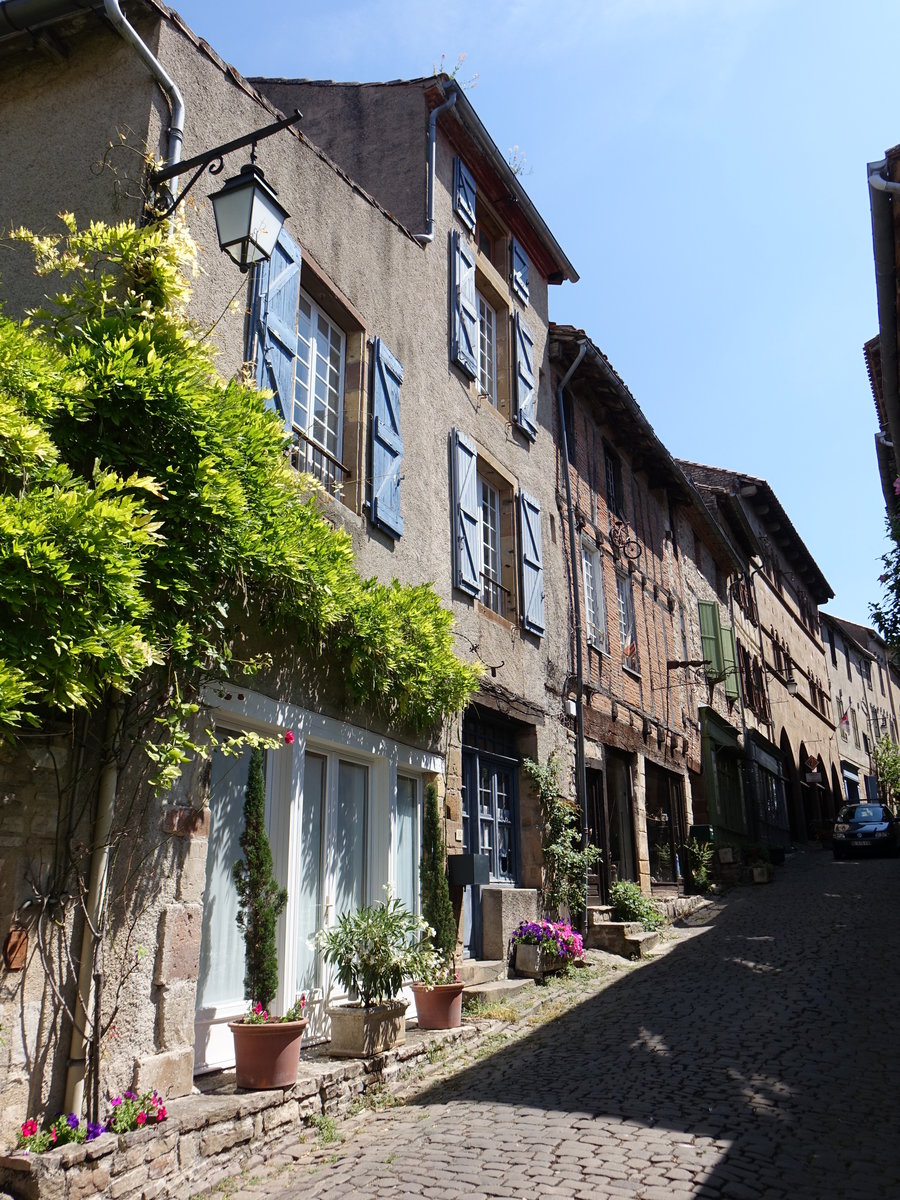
[{"x1": 839, "y1": 805, "x2": 889, "y2": 824}]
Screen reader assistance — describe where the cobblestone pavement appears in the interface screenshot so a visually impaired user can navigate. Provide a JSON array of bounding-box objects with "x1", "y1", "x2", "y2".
[{"x1": 233, "y1": 849, "x2": 900, "y2": 1199}]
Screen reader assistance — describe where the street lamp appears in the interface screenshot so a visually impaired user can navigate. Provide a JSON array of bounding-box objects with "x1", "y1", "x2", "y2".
[{"x1": 149, "y1": 110, "x2": 301, "y2": 271}]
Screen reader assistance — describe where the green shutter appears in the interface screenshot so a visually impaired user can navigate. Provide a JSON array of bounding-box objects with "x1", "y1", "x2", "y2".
[
  {"x1": 722, "y1": 626, "x2": 739, "y2": 699},
  {"x1": 698, "y1": 601, "x2": 722, "y2": 678}
]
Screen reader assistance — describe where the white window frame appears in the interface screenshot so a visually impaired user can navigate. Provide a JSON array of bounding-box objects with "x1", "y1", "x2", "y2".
[
  {"x1": 476, "y1": 290, "x2": 498, "y2": 406},
  {"x1": 479, "y1": 474, "x2": 503, "y2": 613},
  {"x1": 582, "y1": 543, "x2": 608, "y2": 652},
  {"x1": 617, "y1": 573, "x2": 638, "y2": 672},
  {"x1": 295, "y1": 291, "x2": 346, "y2": 463}
]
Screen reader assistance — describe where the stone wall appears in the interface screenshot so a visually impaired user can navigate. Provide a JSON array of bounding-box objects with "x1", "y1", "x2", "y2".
[{"x1": 0, "y1": 1025, "x2": 478, "y2": 1200}]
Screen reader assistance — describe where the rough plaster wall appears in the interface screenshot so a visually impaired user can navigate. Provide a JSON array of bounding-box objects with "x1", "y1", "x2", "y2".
[
  {"x1": 822, "y1": 629, "x2": 873, "y2": 783},
  {"x1": 0, "y1": 9, "x2": 168, "y2": 318},
  {"x1": 250, "y1": 80, "x2": 428, "y2": 235}
]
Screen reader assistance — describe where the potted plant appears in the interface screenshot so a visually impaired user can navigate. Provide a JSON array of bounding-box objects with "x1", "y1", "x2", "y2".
[
  {"x1": 316, "y1": 892, "x2": 435, "y2": 1057},
  {"x1": 410, "y1": 783, "x2": 465, "y2": 1029},
  {"x1": 510, "y1": 919, "x2": 583, "y2": 980},
  {"x1": 228, "y1": 746, "x2": 308, "y2": 1088}
]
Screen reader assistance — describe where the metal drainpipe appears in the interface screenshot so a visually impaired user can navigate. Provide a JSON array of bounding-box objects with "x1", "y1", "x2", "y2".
[
  {"x1": 555, "y1": 340, "x2": 590, "y2": 931},
  {"x1": 64, "y1": 696, "x2": 123, "y2": 1117},
  {"x1": 414, "y1": 90, "x2": 457, "y2": 245},
  {"x1": 103, "y1": 0, "x2": 184, "y2": 193}
]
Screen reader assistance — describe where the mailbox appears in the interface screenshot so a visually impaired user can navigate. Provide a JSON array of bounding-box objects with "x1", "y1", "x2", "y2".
[{"x1": 447, "y1": 853, "x2": 490, "y2": 887}]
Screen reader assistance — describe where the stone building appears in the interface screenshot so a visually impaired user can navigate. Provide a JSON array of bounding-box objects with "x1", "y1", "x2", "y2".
[
  {"x1": 679, "y1": 464, "x2": 840, "y2": 843},
  {"x1": 548, "y1": 327, "x2": 743, "y2": 896},
  {"x1": 0, "y1": 0, "x2": 576, "y2": 1135}
]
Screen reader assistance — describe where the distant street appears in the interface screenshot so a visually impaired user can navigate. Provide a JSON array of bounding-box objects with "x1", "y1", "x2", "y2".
[{"x1": 243, "y1": 849, "x2": 900, "y2": 1200}]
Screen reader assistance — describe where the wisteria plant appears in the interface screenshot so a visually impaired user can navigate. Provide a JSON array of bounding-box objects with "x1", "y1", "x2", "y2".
[{"x1": 509, "y1": 919, "x2": 584, "y2": 963}]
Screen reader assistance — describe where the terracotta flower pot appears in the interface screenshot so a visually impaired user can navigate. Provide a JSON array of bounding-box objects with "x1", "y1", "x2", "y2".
[
  {"x1": 410, "y1": 981, "x2": 465, "y2": 1030},
  {"x1": 228, "y1": 1018, "x2": 307, "y2": 1089}
]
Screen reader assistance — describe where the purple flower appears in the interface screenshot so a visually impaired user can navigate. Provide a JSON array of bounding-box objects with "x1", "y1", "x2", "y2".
[
  {"x1": 110, "y1": 1097, "x2": 122, "y2": 1107},
  {"x1": 123, "y1": 1091, "x2": 136, "y2": 1101},
  {"x1": 66, "y1": 1114, "x2": 79, "y2": 1130},
  {"x1": 86, "y1": 1122, "x2": 104, "y2": 1141}
]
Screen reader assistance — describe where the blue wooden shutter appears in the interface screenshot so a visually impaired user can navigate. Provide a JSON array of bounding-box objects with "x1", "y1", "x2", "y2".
[
  {"x1": 513, "y1": 312, "x2": 537, "y2": 440},
  {"x1": 510, "y1": 238, "x2": 530, "y2": 304},
  {"x1": 518, "y1": 490, "x2": 545, "y2": 635},
  {"x1": 370, "y1": 337, "x2": 404, "y2": 538},
  {"x1": 451, "y1": 428, "x2": 480, "y2": 596},
  {"x1": 452, "y1": 231, "x2": 478, "y2": 380},
  {"x1": 251, "y1": 230, "x2": 302, "y2": 432},
  {"x1": 454, "y1": 157, "x2": 477, "y2": 232}
]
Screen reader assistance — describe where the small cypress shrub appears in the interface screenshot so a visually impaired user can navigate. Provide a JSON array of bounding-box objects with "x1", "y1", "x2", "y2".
[
  {"x1": 419, "y1": 782, "x2": 456, "y2": 966},
  {"x1": 233, "y1": 747, "x2": 287, "y2": 1010}
]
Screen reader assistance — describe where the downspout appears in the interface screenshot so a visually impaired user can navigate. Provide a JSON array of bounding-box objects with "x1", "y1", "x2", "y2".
[
  {"x1": 555, "y1": 340, "x2": 592, "y2": 929},
  {"x1": 414, "y1": 90, "x2": 458, "y2": 245},
  {"x1": 64, "y1": 697, "x2": 123, "y2": 1117},
  {"x1": 103, "y1": 0, "x2": 184, "y2": 191}
]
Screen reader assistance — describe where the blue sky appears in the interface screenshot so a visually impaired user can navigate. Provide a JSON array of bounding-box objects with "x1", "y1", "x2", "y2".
[{"x1": 172, "y1": 0, "x2": 898, "y2": 627}]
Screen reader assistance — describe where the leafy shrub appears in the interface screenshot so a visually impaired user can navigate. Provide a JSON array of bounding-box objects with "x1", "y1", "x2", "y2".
[
  {"x1": 316, "y1": 893, "x2": 436, "y2": 1009},
  {"x1": 684, "y1": 837, "x2": 714, "y2": 893},
  {"x1": 523, "y1": 755, "x2": 600, "y2": 918},
  {"x1": 609, "y1": 880, "x2": 665, "y2": 931}
]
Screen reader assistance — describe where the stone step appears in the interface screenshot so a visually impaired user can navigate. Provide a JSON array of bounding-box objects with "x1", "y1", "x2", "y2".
[
  {"x1": 625, "y1": 930, "x2": 660, "y2": 957},
  {"x1": 456, "y1": 958, "x2": 507, "y2": 986},
  {"x1": 586, "y1": 920, "x2": 651, "y2": 957},
  {"x1": 586, "y1": 904, "x2": 614, "y2": 925},
  {"x1": 463, "y1": 977, "x2": 534, "y2": 1004}
]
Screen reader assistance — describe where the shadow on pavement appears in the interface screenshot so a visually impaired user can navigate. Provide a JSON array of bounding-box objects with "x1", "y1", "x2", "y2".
[{"x1": 409, "y1": 851, "x2": 900, "y2": 1198}]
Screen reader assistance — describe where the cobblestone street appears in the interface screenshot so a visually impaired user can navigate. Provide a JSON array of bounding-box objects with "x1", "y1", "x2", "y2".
[{"x1": 219, "y1": 850, "x2": 900, "y2": 1200}]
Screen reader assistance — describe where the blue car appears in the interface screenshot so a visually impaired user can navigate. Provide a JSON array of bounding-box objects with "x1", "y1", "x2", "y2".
[{"x1": 832, "y1": 803, "x2": 899, "y2": 859}]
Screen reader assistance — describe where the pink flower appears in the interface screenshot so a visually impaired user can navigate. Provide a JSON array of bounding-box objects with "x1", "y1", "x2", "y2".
[
  {"x1": 893, "y1": 477, "x2": 900, "y2": 497},
  {"x1": 111, "y1": 1097, "x2": 122, "y2": 1107},
  {"x1": 50, "y1": 1128, "x2": 57, "y2": 1143},
  {"x1": 157, "y1": 1106, "x2": 167, "y2": 1122},
  {"x1": 136, "y1": 1112, "x2": 146, "y2": 1127},
  {"x1": 284, "y1": 730, "x2": 295, "y2": 744},
  {"x1": 300, "y1": 994, "x2": 307, "y2": 1009},
  {"x1": 21, "y1": 1119, "x2": 37, "y2": 1138}
]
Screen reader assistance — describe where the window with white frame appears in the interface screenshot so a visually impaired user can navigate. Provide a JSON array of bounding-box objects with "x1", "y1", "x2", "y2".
[
  {"x1": 617, "y1": 573, "x2": 638, "y2": 671},
  {"x1": 477, "y1": 291, "x2": 498, "y2": 405},
  {"x1": 295, "y1": 293, "x2": 345, "y2": 467},
  {"x1": 582, "y1": 544, "x2": 607, "y2": 652},
  {"x1": 480, "y1": 475, "x2": 504, "y2": 615}
]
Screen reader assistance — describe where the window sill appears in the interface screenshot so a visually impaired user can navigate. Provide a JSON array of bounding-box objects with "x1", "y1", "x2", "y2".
[
  {"x1": 622, "y1": 665, "x2": 642, "y2": 681},
  {"x1": 476, "y1": 601, "x2": 517, "y2": 631}
]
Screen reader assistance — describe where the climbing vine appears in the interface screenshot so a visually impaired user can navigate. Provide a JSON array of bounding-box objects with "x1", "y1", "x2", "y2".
[
  {"x1": 523, "y1": 754, "x2": 600, "y2": 919},
  {"x1": 0, "y1": 215, "x2": 480, "y2": 762}
]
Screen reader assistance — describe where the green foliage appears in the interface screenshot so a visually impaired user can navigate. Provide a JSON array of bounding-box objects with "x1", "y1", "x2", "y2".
[
  {"x1": 233, "y1": 747, "x2": 287, "y2": 1011},
  {"x1": 609, "y1": 880, "x2": 665, "y2": 931},
  {"x1": 684, "y1": 837, "x2": 714, "y2": 894},
  {"x1": 316, "y1": 893, "x2": 436, "y2": 1009},
  {"x1": 0, "y1": 216, "x2": 478, "y2": 757},
  {"x1": 872, "y1": 733, "x2": 900, "y2": 807},
  {"x1": 420, "y1": 782, "x2": 456, "y2": 973},
  {"x1": 523, "y1": 754, "x2": 600, "y2": 918}
]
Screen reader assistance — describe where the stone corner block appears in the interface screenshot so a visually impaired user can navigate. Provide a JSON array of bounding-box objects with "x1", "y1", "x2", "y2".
[
  {"x1": 154, "y1": 903, "x2": 203, "y2": 986},
  {"x1": 132, "y1": 1047, "x2": 194, "y2": 1100},
  {"x1": 480, "y1": 886, "x2": 539, "y2": 961}
]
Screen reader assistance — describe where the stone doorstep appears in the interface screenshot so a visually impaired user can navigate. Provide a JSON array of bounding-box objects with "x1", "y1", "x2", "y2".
[
  {"x1": 462, "y1": 977, "x2": 535, "y2": 1003},
  {"x1": 455, "y1": 958, "x2": 507, "y2": 986},
  {"x1": 624, "y1": 930, "x2": 660, "y2": 958}
]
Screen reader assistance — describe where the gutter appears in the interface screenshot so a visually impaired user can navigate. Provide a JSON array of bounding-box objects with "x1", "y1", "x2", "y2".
[{"x1": 868, "y1": 158, "x2": 900, "y2": 485}]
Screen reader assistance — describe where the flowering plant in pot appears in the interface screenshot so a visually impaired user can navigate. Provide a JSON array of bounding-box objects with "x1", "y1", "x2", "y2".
[
  {"x1": 315, "y1": 891, "x2": 436, "y2": 1057},
  {"x1": 410, "y1": 782, "x2": 465, "y2": 1029},
  {"x1": 510, "y1": 919, "x2": 584, "y2": 979},
  {"x1": 229, "y1": 744, "x2": 308, "y2": 1088}
]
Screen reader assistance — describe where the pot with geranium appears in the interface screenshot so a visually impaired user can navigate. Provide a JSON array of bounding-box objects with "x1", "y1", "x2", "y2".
[
  {"x1": 510, "y1": 919, "x2": 584, "y2": 980},
  {"x1": 316, "y1": 891, "x2": 437, "y2": 1057},
  {"x1": 228, "y1": 745, "x2": 308, "y2": 1089},
  {"x1": 410, "y1": 782, "x2": 465, "y2": 1029}
]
